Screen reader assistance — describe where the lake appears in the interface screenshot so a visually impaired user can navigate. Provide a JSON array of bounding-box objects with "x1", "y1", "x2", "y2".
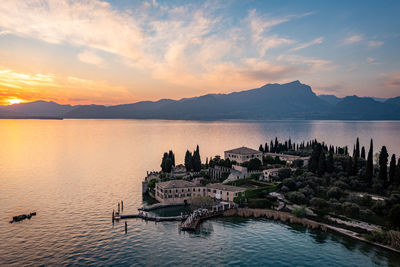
[{"x1": 1, "y1": 119, "x2": 400, "y2": 266}]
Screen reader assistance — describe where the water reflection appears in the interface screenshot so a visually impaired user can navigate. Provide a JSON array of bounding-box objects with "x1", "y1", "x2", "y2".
[{"x1": 1, "y1": 119, "x2": 400, "y2": 266}]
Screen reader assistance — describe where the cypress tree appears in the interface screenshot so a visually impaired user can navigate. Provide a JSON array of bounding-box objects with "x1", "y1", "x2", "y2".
[
  {"x1": 168, "y1": 150, "x2": 175, "y2": 166},
  {"x1": 327, "y1": 151, "x2": 334, "y2": 173},
  {"x1": 378, "y1": 146, "x2": 389, "y2": 185},
  {"x1": 265, "y1": 142, "x2": 269, "y2": 152},
  {"x1": 317, "y1": 152, "x2": 327, "y2": 176},
  {"x1": 192, "y1": 145, "x2": 202, "y2": 172},
  {"x1": 346, "y1": 156, "x2": 353, "y2": 176},
  {"x1": 270, "y1": 140, "x2": 274, "y2": 153},
  {"x1": 389, "y1": 154, "x2": 396, "y2": 185},
  {"x1": 361, "y1": 146, "x2": 366, "y2": 159},
  {"x1": 355, "y1": 137, "x2": 360, "y2": 158},
  {"x1": 184, "y1": 150, "x2": 193, "y2": 171},
  {"x1": 366, "y1": 139, "x2": 374, "y2": 185},
  {"x1": 395, "y1": 159, "x2": 400, "y2": 186}
]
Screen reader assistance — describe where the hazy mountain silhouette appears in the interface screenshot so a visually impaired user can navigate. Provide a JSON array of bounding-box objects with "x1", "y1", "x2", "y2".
[
  {"x1": 2, "y1": 81, "x2": 400, "y2": 120},
  {"x1": 318, "y1": 94, "x2": 342, "y2": 105}
]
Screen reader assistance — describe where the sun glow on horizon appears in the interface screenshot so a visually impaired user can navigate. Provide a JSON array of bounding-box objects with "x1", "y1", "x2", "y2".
[{"x1": 6, "y1": 97, "x2": 24, "y2": 105}]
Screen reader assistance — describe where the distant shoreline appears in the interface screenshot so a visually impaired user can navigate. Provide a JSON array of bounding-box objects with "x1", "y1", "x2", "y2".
[{"x1": 0, "y1": 116, "x2": 63, "y2": 120}]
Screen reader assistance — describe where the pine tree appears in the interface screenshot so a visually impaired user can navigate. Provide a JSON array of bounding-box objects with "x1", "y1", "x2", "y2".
[
  {"x1": 366, "y1": 139, "x2": 374, "y2": 185},
  {"x1": 378, "y1": 146, "x2": 389, "y2": 185},
  {"x1": 184, "y1": 150, "x2": 193, "y2": 171},
  {"x1": 389, "y1": 154, "x2": 396, "y2": 185},
  {"x1": 355, "y1": 137, "x2": 360, "y2": 158},
  {"x1": 361, "y1": 146, "x2": 366, "y2": 159}
]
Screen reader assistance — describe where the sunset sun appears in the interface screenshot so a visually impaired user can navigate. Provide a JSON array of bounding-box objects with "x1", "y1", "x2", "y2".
[{"x1": 7, "y1": 98, "x2": 24, "y2": 105}]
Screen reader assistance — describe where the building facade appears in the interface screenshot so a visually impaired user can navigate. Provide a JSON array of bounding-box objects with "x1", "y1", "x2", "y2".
[
  {"x1": 224, "y1": 147, "x2": 263, "y2": 164},
  {"x1": 155, "y1": 180, "x2": 245, "y2": 204}
]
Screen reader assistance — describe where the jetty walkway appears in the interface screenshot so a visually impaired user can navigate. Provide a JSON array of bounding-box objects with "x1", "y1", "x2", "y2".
[{"x1": 114, "y1": 212, "x2": 188, "y2": 222}]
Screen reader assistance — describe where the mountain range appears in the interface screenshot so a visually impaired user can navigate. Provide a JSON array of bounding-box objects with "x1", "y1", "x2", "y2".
[{"x1": 1, "y1": 81, "x2": 400, "y2": 120}]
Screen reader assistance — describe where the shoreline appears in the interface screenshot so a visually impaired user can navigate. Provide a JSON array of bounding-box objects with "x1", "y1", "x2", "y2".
[{"x1": 222, "y1": 208, "x2": 400, "y2": 254}]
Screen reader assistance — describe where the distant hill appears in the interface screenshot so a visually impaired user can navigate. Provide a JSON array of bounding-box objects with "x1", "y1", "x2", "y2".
[
  {"x1": 5, "y1": 100, "x2": 73, "y2": 117},
  {"x1": 2, "y1": 81, "x2": 400, "y2": 120},
  {"x1": 385, "y1": 96, "x2": 400, "y2": 107},
  {"x1": 318, "y1": 94, "x2": 342, "y2": 105}
]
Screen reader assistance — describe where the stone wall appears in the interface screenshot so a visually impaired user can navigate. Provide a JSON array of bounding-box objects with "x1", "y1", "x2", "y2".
[{"x1": 224, "y1": 208, "x2": 326, "y2": 231}]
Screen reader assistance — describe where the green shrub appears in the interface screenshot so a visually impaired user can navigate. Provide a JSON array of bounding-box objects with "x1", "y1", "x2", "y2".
[
  {"x1": 326, "y1": 186, "x2": 343, "y2": 199},
  {"x1": 247, "y1": 198, "x2": 274, "y2": 209},
  {"x1": 292, "y1": 205, "x2": 306, "y2": 218},
  {"x1": 388, "y1": 204, "x2": 400, "y2": 228},
  {"x1": 287, "y1": 191, "x2": 307, "y2": 205}
]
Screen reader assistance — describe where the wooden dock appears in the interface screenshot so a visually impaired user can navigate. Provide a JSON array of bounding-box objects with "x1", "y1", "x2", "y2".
[{"x1": 114, "y1": 213, "x2": 188, "y2": 222}]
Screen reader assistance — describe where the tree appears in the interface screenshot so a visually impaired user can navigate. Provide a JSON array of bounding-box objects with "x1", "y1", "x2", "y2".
[
  {"x1": 192, "y1": 145, "x2": 202, "y2": 172},
  {"x1": 184, "y1": 150, "x2": 193, "y2": 171},
  {"x1": 168, "y1": 150, "x2": 175, "y2": 167},
  {"x1": 161, "y1": 152, "x2": 173, "y2": 173},
  {"x1": 355, "y1": 137, "x2": 360, "y2": 158},
  {"x1": 248, "y1": 158, "x2": 262, "y2": 171},
  {"x1": 264, "y1": 142, "x2": 269, "y2": 152},
  {"x1": 366, "y1": 139, "x2": 374, "y2": 185},
  {"x1": 317, "y1": 151, "x2": 327, "y2": 176},
  {"x1": 361, "y1": 146, "x2": 366, "y2": 159},
  {"x1": 346, "y1": 156, "x2": 353, "y2": 176},
  {"x1": 327, "y1": 151, "x2": 334, "y2": 173},
  {"x1": 389, "y1": 154, "x2": 397, "y2": 185},
  {"x1": 388, "y1": 204, "x2": 400, "y2": 228},
  {"x1": 378, "y1": 146, "x2": 389, "y2": 185},
  {"x1": 259, "y1": 144, "x2": 264, "y2": 152},
  {"x1": 396, "y1": 159, "x2": 400, "y2": 186}
]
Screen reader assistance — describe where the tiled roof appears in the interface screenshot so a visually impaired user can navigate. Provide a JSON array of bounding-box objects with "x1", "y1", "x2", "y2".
[
  {"x1": 157, "y1": 180, "x2": 196, "y2": 189},
  {"x1": 206, "y1": 183, "x2": 245, "y2": 192},
  {"x1": 225, "y1": 146, "x2": 262, "y2": 155}
]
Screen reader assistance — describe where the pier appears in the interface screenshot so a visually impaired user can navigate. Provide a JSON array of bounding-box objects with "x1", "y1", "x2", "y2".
[{"x1": 114, "y1": 212, "x2": 188, "y2": 222}]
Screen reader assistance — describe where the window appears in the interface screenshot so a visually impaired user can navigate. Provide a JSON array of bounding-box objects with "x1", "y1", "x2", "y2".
[
  {"x1": 213, "y1": 190, "x2": 216, "y2": 193},
  {"x1": 198, "y1": 188, "x2": 200, "y2": 192},
  {"x1": 182, "y1": 189, "x2": 184, "y2": 192},
  {"x1": 208, "y1": 189, "x2": 211, "y2": 192},
  {"x1": 227, "y1": 192, "x2": 229, "y2": 195},
  {"x1": 193, "y1": 188, "x2": 195, "y2": 192}
]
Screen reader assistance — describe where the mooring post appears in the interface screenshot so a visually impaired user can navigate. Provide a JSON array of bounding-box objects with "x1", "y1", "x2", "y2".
[
  {"x1": 125, "y1": 221, "x2": 127, "y2": 233},
  {"x1": 112, "y1": 209, "x2": 115, "y2": 222},
  {"x1": 121, "y1": 200, "x2": 124, "y2": 212},
  {"x1": 118, "y1": 202, "x2": 120, "y2": 213}
]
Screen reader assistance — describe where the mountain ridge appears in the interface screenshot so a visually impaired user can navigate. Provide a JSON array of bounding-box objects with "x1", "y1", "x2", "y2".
[{"x1": 2, "y1": 81, "x2": 400, "y2": 120}]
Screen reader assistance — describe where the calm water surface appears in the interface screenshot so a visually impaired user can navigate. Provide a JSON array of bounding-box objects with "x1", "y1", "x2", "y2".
[{"x1": 1, "y1": 119, "x2": 400, "y2": 266}]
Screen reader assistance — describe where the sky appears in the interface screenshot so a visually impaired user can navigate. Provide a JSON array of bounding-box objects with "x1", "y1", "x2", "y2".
[{"x1": 0, "y1": 0, "x2": 400, "y2": 106}]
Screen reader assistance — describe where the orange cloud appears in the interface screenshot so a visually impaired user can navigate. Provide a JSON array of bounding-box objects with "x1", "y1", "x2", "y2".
[{"x1": 0, "y1": 68, "x2": 134, "y2": 105}]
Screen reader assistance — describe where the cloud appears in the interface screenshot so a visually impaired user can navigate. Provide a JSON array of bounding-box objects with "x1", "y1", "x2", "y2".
[
  {"x1": 341, "y1": 34, "x2": 363, "y2": 45},
  {"x1": 382, "y1": 72, "x2": 400, "y2": 88},
  {"x1": 77, "y1": 50, "x2": 104, "y2": 66},
  {"x1": 367, "y1": 57, "x2": 376, "y2": 63},
  {"x1": 290, "y1": 37, "x2": 323, "y2": 52},
  {"x1": 368, "y1": 40, "x2": 384, "y2": 48},
  {"x1": 0, "y1": 1, "x2": 331, "y2": 100},
  {"x1": 0, "y1": 67, "x2": 132, "y2": 105},
  {"x1": 0, "y1": 0, "x2": 143, "y2": 60}
]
